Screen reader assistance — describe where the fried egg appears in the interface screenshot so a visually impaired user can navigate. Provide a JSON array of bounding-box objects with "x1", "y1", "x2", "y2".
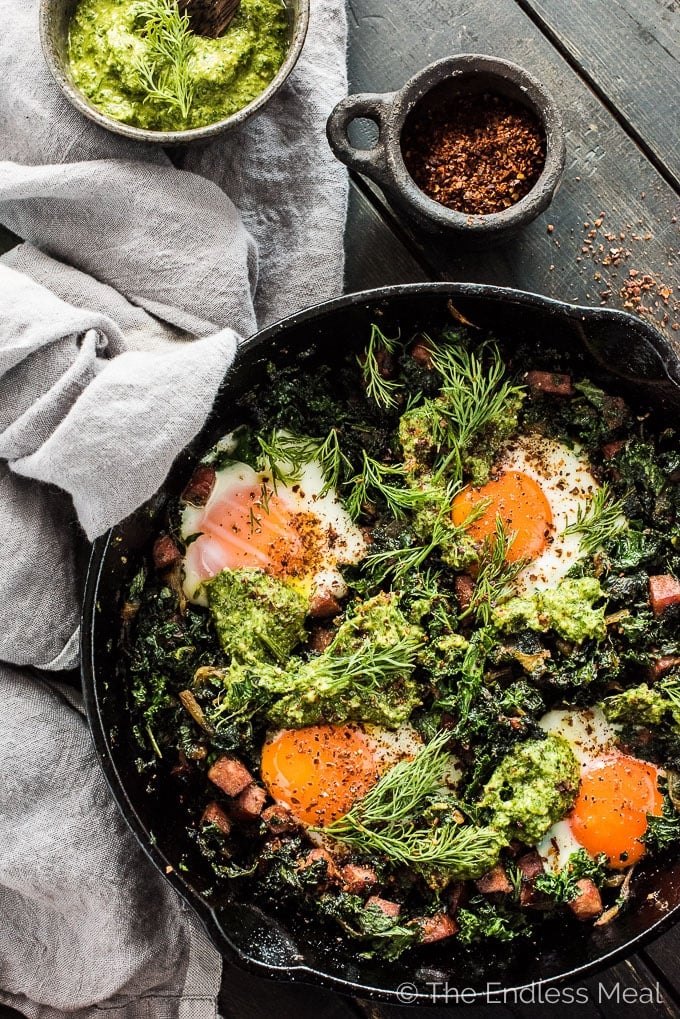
[
  {"x1": 537, "y1": 708, "x2": 664, "y2": 871},
  {"x1": 451, "y1": 434, "x2": 603, "y2": 593},
  {"x1": 181, "y1": 446, "x2": 366, "y2": 606},
  {"x1": 260, "y1": 723, "x2": 425, "y2": 827}
]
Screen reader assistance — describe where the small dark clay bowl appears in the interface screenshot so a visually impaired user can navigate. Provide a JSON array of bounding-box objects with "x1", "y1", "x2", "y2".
[
  {"x1": 327, "y1": 54, "x2": 566, "y2": 244},
  {"x1": 39, "y1": 0, "x2": 309, "y2": 145}
]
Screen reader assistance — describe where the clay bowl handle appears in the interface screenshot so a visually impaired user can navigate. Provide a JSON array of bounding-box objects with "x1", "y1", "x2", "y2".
[{"x1": 326, "y1": 92, "x2": 395, "y2": 187}]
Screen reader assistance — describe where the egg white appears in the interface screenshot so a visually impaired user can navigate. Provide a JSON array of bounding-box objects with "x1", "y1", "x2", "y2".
[
  {"x1": 181, "y1": 450, "x2": 366, "y2": 605},
  {"x1": 494, "y1": 433, "x2": 602, "y2": 594},
  {"x1": 536, "y1": 707, "x2": 621, "y2": 870}
]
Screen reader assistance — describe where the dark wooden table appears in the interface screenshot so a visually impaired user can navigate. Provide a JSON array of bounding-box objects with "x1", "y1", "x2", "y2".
[{"x1": 216, "y1": 1, "x2": 680, "y2": 1016}]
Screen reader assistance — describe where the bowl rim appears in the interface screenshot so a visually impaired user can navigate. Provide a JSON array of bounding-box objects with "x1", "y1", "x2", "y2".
[
  {"x1": 39, "y1": 0, "x2": 310, "y2": 143},
  {"x1": 81, "y1": 282, "x2": 680, "y2": 1003}
]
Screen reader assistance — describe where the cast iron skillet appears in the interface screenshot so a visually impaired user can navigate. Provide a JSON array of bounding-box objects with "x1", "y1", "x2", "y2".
[{"x1": 82, "y1": 283, "x2": 680, "y2": 1004}]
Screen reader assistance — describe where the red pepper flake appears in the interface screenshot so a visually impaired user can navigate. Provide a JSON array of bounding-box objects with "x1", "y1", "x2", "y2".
[{"x1": 401, "y1": 93, "x2": 546, "y2": 216}]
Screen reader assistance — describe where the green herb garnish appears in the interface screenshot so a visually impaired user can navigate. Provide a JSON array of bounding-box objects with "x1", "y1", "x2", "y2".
[
  {"x1": 322, "y1": 731, "x2": 504, "y2": 875},
  {"x1": 133, "y1": 0, "x2": 196, "y2": 121},
  {"x1": 359, "y1": 324, "x2": 403, "y2": 409},
  {"x1": 563, "y1": 482, "x2": 627, "y2": 555}
]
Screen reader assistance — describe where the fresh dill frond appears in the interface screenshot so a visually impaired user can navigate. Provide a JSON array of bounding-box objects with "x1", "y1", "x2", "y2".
[
  {"x1": 323, "y1": 732, "x2": 503, "y2": 874},
  {"x1": 345, "y1": 452, "x2": 431, "y2": 520},
  {"x1": 429, "y1": 341, "x2": 524, "y2": 450},
  {"x1": 359, "y1": 324, "x2": 404, "y2": 409},
  {"x1": 133, "y1": 0, "x2": 196, "y2": 120},
  {"x1": 563, "y1": 483, "x2": 627, "y2": 555},
  {"x1": 256, "y1": 429, "x2": 351, "y2": 495},
  {"x1": 304, "y1": 634, "x2": 425, "y2": 692},
  {"x1": 362, "y1": 516, "x2": 451, "y2": 585},
  {"x1": 460, "y1": 515, "x2": 526, "y2": 625}
]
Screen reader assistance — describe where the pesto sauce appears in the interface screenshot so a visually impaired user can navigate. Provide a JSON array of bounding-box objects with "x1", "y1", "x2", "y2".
[
  {"x1": 480, "y1": 735, "x2": 580, "y2": 843},
  {"x1": 68, "y1": 0, "x2": 288, "y2": 131}
]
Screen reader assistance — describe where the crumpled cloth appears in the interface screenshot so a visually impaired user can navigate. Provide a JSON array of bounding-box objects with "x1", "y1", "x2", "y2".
[{"x1": 0, "y1": 0, "x2": 348, "y2": 1014}]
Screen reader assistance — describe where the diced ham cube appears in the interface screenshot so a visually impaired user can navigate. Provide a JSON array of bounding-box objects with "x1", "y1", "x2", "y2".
[
  {"x1": 153, "y1": 535, "x2": 181, "y2": 571},
  {"x1": 517, "y1": 850, "x2": 544, "y2": 882},
  {"x1": 298, "y1": 847, "x2": 340, "y2": 885},
  {"x1": 417, "y1": 913, "x2": 458, "y2": 943},
  {"x1": 232, "y1": 784, "x2": 267, "y2": 822},
  {"x1": 200, "y1": 801, "x2": 231, "y2": 836},
  {"x1": 568, "y1": 879, "x2": 603, "y2": 921},
  {"x1": 525, "y1": 370, "x2": 575, "y2": 397},
  {"x1": 261, "y1": 803, "x2": 300, "y2": 834},
  {"x1": 602, "y1": 440, "x2": 625, "y2": 459},
  {"x1": 454, "y1": 574, "x2": 475, "y2": 613},
  {"x1": 366, "y1": 896, "x2": 401, "y2": 918},
  {"x1": 475, "y1": 863, "x2": 513, "y2": 896},
  {"x1": 181, "y1": 465, "x2": 216, "y2": 506},
  {"x1": 649, "y1": 574, "x2": 680, "y2": 616},
  {"x1": 447, "y1": 882, "x2": 467, "y2": 917},
  {"x1": 410, "y1": 338, "x2": 435, "y2": 368},
  {"x1": 308, "y1": 592, "x2": 343, "y2": 619},
  {"x1": 517, "y1": 851, "x2": 553, "y2": 910},
  {"x1": 340, "y1": 864, "x2": 377, "y2": 895},
  {"x1": 207, "y1": 755, "x2": 253, "y2": 797}
]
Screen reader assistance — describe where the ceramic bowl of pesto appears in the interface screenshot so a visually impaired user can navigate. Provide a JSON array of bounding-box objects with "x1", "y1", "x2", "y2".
[
  {"x1": 40, "y1": 0, "x2": 310, "y2": 144},
  {"x1": 82, "y1": 283, "x2": 680, "y2": 1004}
]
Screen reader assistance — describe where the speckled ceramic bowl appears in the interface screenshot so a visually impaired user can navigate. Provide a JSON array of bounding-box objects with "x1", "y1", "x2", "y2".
[
  {"x1": 327, "y1": 54, "x2": 566, "y2": 244},
  {"x1": 39, "y1": 0, "x2": 309, "y2": 144}
]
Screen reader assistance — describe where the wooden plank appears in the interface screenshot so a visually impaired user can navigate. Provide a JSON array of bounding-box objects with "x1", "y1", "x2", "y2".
[
  {"x1": 641, "y1": 922, "x2": 680, "y2": 1004},
  {"x1": 357, "y1": 998, "x2": 515, "y2": 1019},
  {"x1": 345, "y1": 179, "x2": 430, "y2": 291},
  {"x1": 583, "y1": 956, "x2": 679, "y2": 1017},
  {"x1": 345, "y1": 0, "x2": 680, "y2": 349},
  {"x1": 516, "y1": 0, "x2": 680, "y2": 188}
]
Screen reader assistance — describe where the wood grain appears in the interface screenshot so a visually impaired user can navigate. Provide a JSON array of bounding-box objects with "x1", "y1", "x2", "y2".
[
  {"x1": 516, "y1": 0, "x2": 680, "y2": 188},
  {"x1": 345, "y1": 0, "x2": 680, "y2": 347}
]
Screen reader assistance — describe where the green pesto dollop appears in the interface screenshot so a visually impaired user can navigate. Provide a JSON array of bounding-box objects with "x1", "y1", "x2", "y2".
[
  {"x1": 205, "y1": 568, "x2": 307, "y2": 665},
  {"x1": 479, "y1": 734, "x2": 580, "y2": 843},
  {"x1": 68, "y1": 0, "x2": 288, "y2": 131},
  {"x1": 602, "y1": 682, "x2": 680, "y2": 728},
  {"x1": 491, "y1": 577, "x2": 608, "y2": 644},
  {"x1": 266, "y1": 591, "x2": 425, "y2": 728}
]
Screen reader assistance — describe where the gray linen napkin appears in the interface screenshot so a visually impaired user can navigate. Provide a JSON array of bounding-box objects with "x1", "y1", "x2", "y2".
[{"x1": 0, "y1": 0, "x2": 348, "y2": 1014}]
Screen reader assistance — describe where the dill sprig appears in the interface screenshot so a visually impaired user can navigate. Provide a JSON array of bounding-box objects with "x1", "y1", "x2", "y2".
[
  {"x1": 322, "y1": 731, "x2": 502, "y2": 873},
  {"x1": 301, "y1": 634, "x2": 424, "y2": 692},
  {"x1": 460, "y1": 516, "x2": 526, "y2": 625},
  {"x1": 133, "y1": 0, "x2": 196, "y2": 121},
  {"x1": 362, "y1": 516, "x2": 452, "y2": 586},
  {"x1": 429, "y1": 341, "x2": 524, "y2": 450},
  {"x1": 359, "y1": 324, "x2": 404, "y2": 409},
  {"x1": 345, "y1": 452, "x2": 431, "y2": 521},
  {"x1": 256, "y1": 429, "x2": 352, "y2": 496},
  {"x1": 563, "y1": 483, "x2": 627, "y2": 555}
]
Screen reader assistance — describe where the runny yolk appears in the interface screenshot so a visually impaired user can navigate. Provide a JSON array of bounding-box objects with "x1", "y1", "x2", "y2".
[
  {"x1": 568, "y1": 754, "x2": 664, "y2": 869},
  {"x1": 260, "y1": 724, "x2": 380, "y2": 827},
  {"x1": 185, "y1": 479, "x2": 324, "y2": 583},
  {"x1": 451, "y1": 470, "x2": 553, "y2": 562}
]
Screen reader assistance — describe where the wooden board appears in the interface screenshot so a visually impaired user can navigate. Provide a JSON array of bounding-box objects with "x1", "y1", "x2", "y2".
[
  {"x1": 516, "y1": 0, "x2": 680, "y2": 188},
  {"x1": 344, "y1": 0, "x2": 680, "y2": 348}
]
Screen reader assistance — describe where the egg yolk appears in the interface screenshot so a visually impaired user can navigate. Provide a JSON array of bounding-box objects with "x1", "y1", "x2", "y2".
[
  {"x1": 260, "y1": 724, "x2": 380, "y2": 827},
  {"x1": 568, "y1": 754, "x2": 664, "y2": 869},
  {"x1": 186, "y1": 479, "x2": 324, "y2": 583},
  {"x1": 451, "y1": 470, "x2": 553, "y2": 562}
]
